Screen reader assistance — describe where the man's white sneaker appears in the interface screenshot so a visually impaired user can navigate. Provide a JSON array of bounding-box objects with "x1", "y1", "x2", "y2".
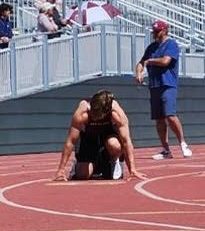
[
  {"x1": 152, "y1": 150, "x2": 173, "y2": 160},
  {"x1": 181, "y1": 144, "x2": 192, "y2": 158}
]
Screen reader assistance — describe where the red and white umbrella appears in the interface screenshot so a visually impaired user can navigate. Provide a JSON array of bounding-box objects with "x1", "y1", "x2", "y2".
[{"x1": 66, "y1": 1, "x2": 121, "y2": 25}]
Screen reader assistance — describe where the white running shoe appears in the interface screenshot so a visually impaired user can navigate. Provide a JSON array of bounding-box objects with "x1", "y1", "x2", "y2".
[
  {"x1": 181, "y1": 143, "x2": 192, "y2": 158},
  {"x1": 112, "y1": 159, "x2": 123, "y2": 180},
  {"x1": 152, "y1": 150, "x2": 173, "y2": 160}
]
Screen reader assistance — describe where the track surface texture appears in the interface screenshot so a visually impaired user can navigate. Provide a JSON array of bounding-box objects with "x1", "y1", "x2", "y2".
[{"x1": 0, "y1": 144, "x2": 205, "y2": 231}]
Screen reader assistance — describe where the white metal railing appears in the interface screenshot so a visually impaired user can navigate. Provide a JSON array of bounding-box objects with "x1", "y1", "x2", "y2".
[
  {"x1": 0, "y1": 49, "x2": 11, "y2": 97},
  {"x1": 0, "y1": 24, "x2": 205, "y2": 102},
  {"x1": 17, "y1": 6, "x2": 38, "y2": 33}
]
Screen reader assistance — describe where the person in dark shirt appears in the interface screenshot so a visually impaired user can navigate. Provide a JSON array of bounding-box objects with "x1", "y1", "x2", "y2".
[
  {"x1": 135, "y1": 20, "x2": 192, "y2": 160},
  {"x1": 0, "y1": 3, "x2": 13, "y2": 49},
  {"x1": 54, "y1": 90, "x2": 147, "y2": 181}
]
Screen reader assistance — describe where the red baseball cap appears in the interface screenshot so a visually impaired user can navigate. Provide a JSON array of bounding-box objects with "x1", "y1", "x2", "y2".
[{"x1": 152, "y1": 20, "x2": 169, "y2": 32}]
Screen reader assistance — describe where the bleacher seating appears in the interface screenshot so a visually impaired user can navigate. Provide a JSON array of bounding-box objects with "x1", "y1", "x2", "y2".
[
  {"x1": 118, "y1": 0, "x2": 205, "y2": 50},
  {"x1": 2, "y1": 0, "x2": 205, "y2": 50}
]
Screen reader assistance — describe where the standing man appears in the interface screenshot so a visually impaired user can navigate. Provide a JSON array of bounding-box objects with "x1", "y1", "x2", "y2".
[
  {"x1": 135, "y1": 20, "x2": 192, "y2": 160},
  {"x1": 54, "y1": 90, "x2": 147, "y2": 181},
  {"x1": 0, "y1": 3, "x2": 13, "y2": 49}
]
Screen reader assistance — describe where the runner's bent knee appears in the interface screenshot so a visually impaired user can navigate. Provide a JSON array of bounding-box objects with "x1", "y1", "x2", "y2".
[{"x1": 105, "y1": 137, "x2": 122, "y2": 157}]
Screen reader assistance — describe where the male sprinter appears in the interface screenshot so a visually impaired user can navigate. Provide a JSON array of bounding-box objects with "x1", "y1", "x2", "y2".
[{"x1": 54, "y1": 90, "x2": 147, "y2": 181}]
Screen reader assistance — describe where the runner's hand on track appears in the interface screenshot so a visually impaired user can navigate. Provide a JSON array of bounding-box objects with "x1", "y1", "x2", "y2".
[
  {"x1": 128, "y1": 170, "x2": 148, "y2": 181},
  {"x1": 53, "y1": 169, "x2": 68, "y2": 181}
]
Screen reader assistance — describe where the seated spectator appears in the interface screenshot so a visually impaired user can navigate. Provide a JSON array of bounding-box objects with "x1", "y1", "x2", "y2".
[
  {"x1": 47, "y1": 0, "x2": 67, "y2": 30},
  {"x1": 37, "y1": 2, "x2": 59, "y2": 39},
  {"x1": 35, "y1": 0, "x2": 62, "y2": 13},
  {"x1": 0, "y1": 3, "x2": 13, "y2": 49}
]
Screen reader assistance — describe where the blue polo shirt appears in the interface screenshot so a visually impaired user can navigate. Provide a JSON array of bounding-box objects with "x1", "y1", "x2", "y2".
[
  {"x1": 141, "y1": 38, "x2": 179, "y2": 88},
  {"x1": 0, "y1": 17, "x2": 13, "y2": 49}
]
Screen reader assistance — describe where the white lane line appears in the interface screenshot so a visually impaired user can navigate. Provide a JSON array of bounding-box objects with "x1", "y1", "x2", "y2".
[
  {"x1": 42, "y1": 230, "x2": 191, "y2": 231},
  {"x1": 0, "y1": 179, "x2": 204, "y2": 231},
  {"x1": 135, "y1": 171, "x2": 205, "y2": 207},
  {"x1": 94, "y1": 210, "x2": 205, "y2": 215},
  {"x1": 47, "y1": 180, "x2": 126, "y2": 186}
]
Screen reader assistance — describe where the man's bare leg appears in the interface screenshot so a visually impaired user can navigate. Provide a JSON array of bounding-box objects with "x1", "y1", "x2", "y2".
[
  {"x1": 167, "y1": 115, "x2": 185, "y2": 143},
  {"x1": 156, "y1": 118, "x2": 170, "y2": 151},
  {"x1": 167, "y1": 115, "x2": 192, "y2": 157}
]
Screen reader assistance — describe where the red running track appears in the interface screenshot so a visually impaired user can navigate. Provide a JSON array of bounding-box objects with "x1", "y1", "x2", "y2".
[{"x1": 0, "y1": 144, "x2": 205, "y2": 231}]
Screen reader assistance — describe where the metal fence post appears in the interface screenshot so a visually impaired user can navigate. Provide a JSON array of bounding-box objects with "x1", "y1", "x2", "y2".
[
  {"x1": 9, "y1": 40, "x2": 17, "y2": 98},
  {"x1": 131, "y1": 26, "x2": 137, "y2": 75},
  {"x1": 100, "y1": 24, "x2": 106, "y2": 76},
  {"x1": 181, "y1": 46, "x2": 186, "y2": 77},
  {"x1": 73, "y1": 26, "x2": 79, "y2": 82},
  {"x1": 116, "y1": 21, "x2": 121, "y2": 76},
  {"x1": 62, "y1": 0, "x2": 66, "y2": 19},
  {"x1": 144, "y1": 27, "x2": 151, "y2": 49},
  {"x1": 77, "y1": 0, "x2": 83, "y2": 25},
  {"x1": 203, "y1": 19, "x2": 205, "y2": 78},
  {"x1": 42, "y1": 34, "x2": 49, "y2": 90},
  {"x1": 190, "y1": 19, "x2": 196, "y2": 53}
]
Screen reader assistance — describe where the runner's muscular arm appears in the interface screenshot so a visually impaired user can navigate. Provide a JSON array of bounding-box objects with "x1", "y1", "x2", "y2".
[
  {"x1": 54, "y1": 100, "x2": 88, "y2": 181},
  {"x1": 112, "y1": 101, "x2": 147, "y2": 180}
]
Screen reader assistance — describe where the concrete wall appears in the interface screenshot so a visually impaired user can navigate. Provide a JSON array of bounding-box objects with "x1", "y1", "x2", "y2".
[{"x1": 0, "y1": 76, "x2": 204, "y2": 155}]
